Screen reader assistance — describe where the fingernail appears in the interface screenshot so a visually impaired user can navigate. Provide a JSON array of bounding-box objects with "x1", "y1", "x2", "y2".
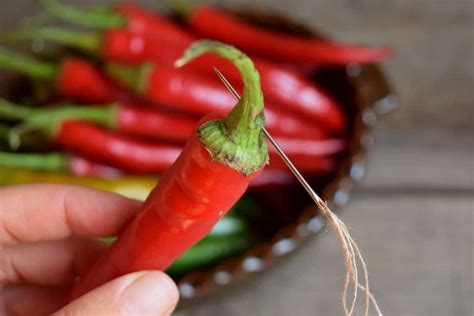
[{"x1": 120, "y1": 271, "x2": 178, "y2": 315}]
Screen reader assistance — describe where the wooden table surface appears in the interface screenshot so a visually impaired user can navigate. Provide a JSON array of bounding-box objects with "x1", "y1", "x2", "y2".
[{"x1": 0, "y1": 1, "x2": 472, "y2": 315}]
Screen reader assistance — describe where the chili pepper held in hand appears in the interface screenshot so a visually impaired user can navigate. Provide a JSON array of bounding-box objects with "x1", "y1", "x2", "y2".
[
  {"x1": 40, "y1": 0, "x2": 192, "y2": 44},
  {"x1": 0, "y1": 47, "x2": 120, "y2": 103},
  {"x1": 102, "y1": 205, "x2": 253, "y2": 247},
  {"x1": 0, "y1": 151, "x2": 121, "y2": 178},
  {"x1": 180, "y1": 5, "x2": 391, "y2": 65},
  {"x1": 106, "y1": 61, "x2": 326, "y2": 140},
  {"x1": 0, "y1": 166, "x2": 156, "y2": 201},
  {"x1": 7, "y1": 27, "x2": 346, "y2": 133},
  {"x1": 166, "y1": 230, "x2": 253, "y2": 277},
  {"x1": 103, "y1": 208, "x2": 254, "y2": 276},
  {"x1": 69, "y1": 40, "x2": 268, "y2": 300},
  {"x1": 0, "y1": 98, "x2": 196, "y2": 143}
]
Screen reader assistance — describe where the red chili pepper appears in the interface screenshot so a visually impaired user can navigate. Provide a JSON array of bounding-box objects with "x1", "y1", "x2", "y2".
[
  {"x1": 56, "y1": 121, "x2": 182, "y2": 173},
  {"x1": 101, "y1": 30, "x2": 347, "y2": 133},
  {"x1": 68, "y1": 41, "x2": 269, "y2": 299},
  {"x1": 2, "y1": 99, "x2": 197, "y2": 143},
  {"x1": 57, "y1": 58, "x2": 122, "y2": 103},
  {"x1": 107, "y1": 62, "x2": 326, "y2": 140},
  {"x1": 0, "y1": 151, "x2": 121, "y2": 178},
  {"x1": 40, "y1": 0, "x2": 191, "y2": 44},
  {"x1": 266, "y1": 137, "x2": 344, "y2": 172},
  {"x1": 3, "y1": 100, "x2": 343, "y2": 173},
  {"x1": 186, "y1": 53, "x2": 347, "y2": 133},
  {"x1": 268, "y1": 137, "x2": 346, "y2": 158},
  {"x1": 268, "y1": 154, "x2": 336, "y2": 173},
  {"x1": 0, "y1": 47, "x2": 120, "y2": 103},
  {"x1": 248, "y1": 169, "x2": 295, "y2": 188},
  {"x1": 115, "y1": 102, "x2": 196, "y2": 142},
  {"x1": 9, "y1": 27, "x2": 346, "y2": 133},
  {"x1": 115, "y1": 2, "x2": 192, "y2": 44},
  {"x1": 183, "y1": 5, "x2": 390, "y2": 65},
  {"x1": 69, "y1": 155, "x2": 122, "y2": 177}
]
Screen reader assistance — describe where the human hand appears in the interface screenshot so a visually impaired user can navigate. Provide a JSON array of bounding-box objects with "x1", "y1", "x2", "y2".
[{"x1": 0, "y1": 183, "x2": 179, "y2": 315}]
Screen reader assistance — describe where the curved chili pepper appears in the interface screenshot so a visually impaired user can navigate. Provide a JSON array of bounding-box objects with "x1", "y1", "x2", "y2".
[
  {"x1": 183, "y1": 5, "x2": 390, "y2": 65},
  {"x1": 0, "y1": 47, "x2": 120, "y2": 103},
  {"x1": 7, "y1": 27, "x2": 345, "y2": 133},
  {"x1": 107, "y1": 62, "x2": 326, "y2": 140},
  {"x1": 69, "y1": 41, "x2": 268, "y2": 299},
  {"x1": 0, "y1": 151, "x2": 121, "y2": 178},
  {"x1": 0, "y1": 166, "x2": 155, "y2": 200},
  {"x1": 1, "y1": 99, "x2": 196, "y2": 142}
]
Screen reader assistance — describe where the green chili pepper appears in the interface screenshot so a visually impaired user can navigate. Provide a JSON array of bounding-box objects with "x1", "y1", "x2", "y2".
[{"x1": 166, "y1": 233, "x2": 253, "y2": 277}]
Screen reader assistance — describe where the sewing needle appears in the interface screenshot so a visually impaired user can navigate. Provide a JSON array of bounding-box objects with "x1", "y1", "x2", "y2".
[{"x1": 214, "y1": 67, "x2": 327, "y2": 207}]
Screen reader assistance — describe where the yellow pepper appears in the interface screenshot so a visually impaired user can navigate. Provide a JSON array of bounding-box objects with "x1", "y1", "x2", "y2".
[{"x1": 0, "y1": 167, "x2": 156, "y2": 201}]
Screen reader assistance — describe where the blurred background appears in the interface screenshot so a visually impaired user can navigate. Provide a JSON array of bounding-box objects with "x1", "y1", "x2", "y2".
[{"x1": 0, "y1": 1, "x2": 472, "y2": 315}]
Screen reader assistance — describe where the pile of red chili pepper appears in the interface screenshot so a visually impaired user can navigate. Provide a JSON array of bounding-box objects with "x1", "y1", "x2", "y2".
[{"x1": 0, "y1": 0, "x2": 389, "y2": 297}]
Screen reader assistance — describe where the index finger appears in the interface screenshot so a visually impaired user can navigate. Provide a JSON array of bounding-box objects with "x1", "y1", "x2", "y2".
[{"x1": 0, "y1": 183, "x2": 142, "y2": 246}]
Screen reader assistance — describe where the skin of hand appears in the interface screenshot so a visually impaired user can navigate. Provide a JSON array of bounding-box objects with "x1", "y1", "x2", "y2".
[{"x1": 0, "y1": 183, "x2": 179, "y2": 316}]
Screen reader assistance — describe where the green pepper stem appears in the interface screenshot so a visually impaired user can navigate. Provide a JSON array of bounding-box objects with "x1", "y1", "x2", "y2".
[
  {"x1": 39, "y1": 0, "x2": 126, "y2": 29},
  {"x1": 175, "y1": 40, "x2": 267, "y2": 175},
  {"x1": 0, "y1": 151, "x2": 69, "y2": 172},
  {"x1": 0, "y1": 47, "x2": 56, "y2": 80},
  {"x1": 1, "y1": 99, "x2": 117, "y2": 148},
  {"x1": 3, "y1": 27, "x2": 102, "y2": 56},
  {"x1": 0, "y1": 124, "x2": 9, "y2": 147},
  {"x1": 175, "y1": 41, "x2": 264, "y2": 135},
  {"x1": 166, "y1": 0, "x2": 193, "y2": 17},
  {"x1": 0, "y1": 99, "x2": 34, "y2": 120},
  {"x1": 105, "y1": 63, "x2": 153, "y2": 94}
]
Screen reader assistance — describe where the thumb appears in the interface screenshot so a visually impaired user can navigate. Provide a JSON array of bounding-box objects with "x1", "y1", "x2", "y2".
[{"x1": 54, "y1": 271, "x2": 179, "y2": 316}]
